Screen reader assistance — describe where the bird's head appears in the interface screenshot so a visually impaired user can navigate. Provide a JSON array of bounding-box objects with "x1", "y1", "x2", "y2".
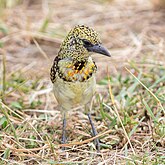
[{"x1": 59, "y1": 25, "x2": 111, "y2": 61}]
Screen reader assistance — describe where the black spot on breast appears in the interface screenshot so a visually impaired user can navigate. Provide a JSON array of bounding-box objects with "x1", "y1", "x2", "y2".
[{"x1": 74, "y1": 61, "x2": 86, "y2": 70}]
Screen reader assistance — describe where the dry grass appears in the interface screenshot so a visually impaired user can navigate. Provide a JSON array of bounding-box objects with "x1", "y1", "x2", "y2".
[{"x1": 0, "y1": 0, "x2": 165, "y2": 164}]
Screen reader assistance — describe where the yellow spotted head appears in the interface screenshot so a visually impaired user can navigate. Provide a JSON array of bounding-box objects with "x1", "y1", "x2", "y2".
[{"x1": 58, "y1": 25, "x2": 110, "y2": 61}]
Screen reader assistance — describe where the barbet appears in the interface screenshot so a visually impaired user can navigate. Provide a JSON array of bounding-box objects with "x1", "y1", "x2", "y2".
[{"x1": 50, "y1": 25, "x2": 111, "y2": 150}]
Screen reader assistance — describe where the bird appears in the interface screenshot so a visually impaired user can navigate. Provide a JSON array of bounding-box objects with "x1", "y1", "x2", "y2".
[{"x1": 50, "y1": 25, "x2": 111, "y2": 151}]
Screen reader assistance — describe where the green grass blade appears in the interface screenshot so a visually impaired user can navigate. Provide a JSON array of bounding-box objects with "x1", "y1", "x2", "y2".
[{"x1": 142, "y1": 99, "x2": 158, "y2": 123}]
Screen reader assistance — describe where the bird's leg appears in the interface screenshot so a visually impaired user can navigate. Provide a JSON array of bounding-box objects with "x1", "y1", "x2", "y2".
[
  {"x1": 62, "y1": 116, "x2": 66, "y2": 144},
  {"x1": 61, "y1": 113, "x2": 67, "y2": 150},
  {"x1": 87, "y1": 113, "x2": 100, "y2": 152}
]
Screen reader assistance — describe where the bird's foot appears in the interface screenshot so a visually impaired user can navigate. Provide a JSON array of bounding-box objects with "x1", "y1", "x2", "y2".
[{"x1": 94, "y1": 136, "x2": 100, "y2": 152}]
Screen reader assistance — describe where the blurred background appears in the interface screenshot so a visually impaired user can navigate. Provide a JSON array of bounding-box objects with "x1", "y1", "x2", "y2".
[
  {"x1": 0, "y1": 0, "x2": 165, "y2": 164},
  {"x1": 1, "y1": 0, "x2": 165, "y2": 79}
]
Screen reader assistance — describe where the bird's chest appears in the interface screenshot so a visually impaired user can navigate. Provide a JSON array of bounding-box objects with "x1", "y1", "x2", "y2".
[
  {"x1": 57, "y1": 58, "x2": 97, "y2": 82},
  {"x1": 52, "y1": 58, "x2": 97, "y2": 109}
]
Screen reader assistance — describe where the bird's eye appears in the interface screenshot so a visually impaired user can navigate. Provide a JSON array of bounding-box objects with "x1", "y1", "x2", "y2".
[{"x1": 82, "y1": 39, "x2": 93, "y2": 47}]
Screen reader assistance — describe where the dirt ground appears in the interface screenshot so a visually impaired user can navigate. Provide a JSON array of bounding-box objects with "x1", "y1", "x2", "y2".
[{"x1": 0, "y1": 0, "x2": 165, "y2": 164}]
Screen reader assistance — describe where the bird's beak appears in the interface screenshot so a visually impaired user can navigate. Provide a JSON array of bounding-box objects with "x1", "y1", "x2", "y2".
[{"x1": 88, "y1": 44, "x2": 111, "y2": 57}]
